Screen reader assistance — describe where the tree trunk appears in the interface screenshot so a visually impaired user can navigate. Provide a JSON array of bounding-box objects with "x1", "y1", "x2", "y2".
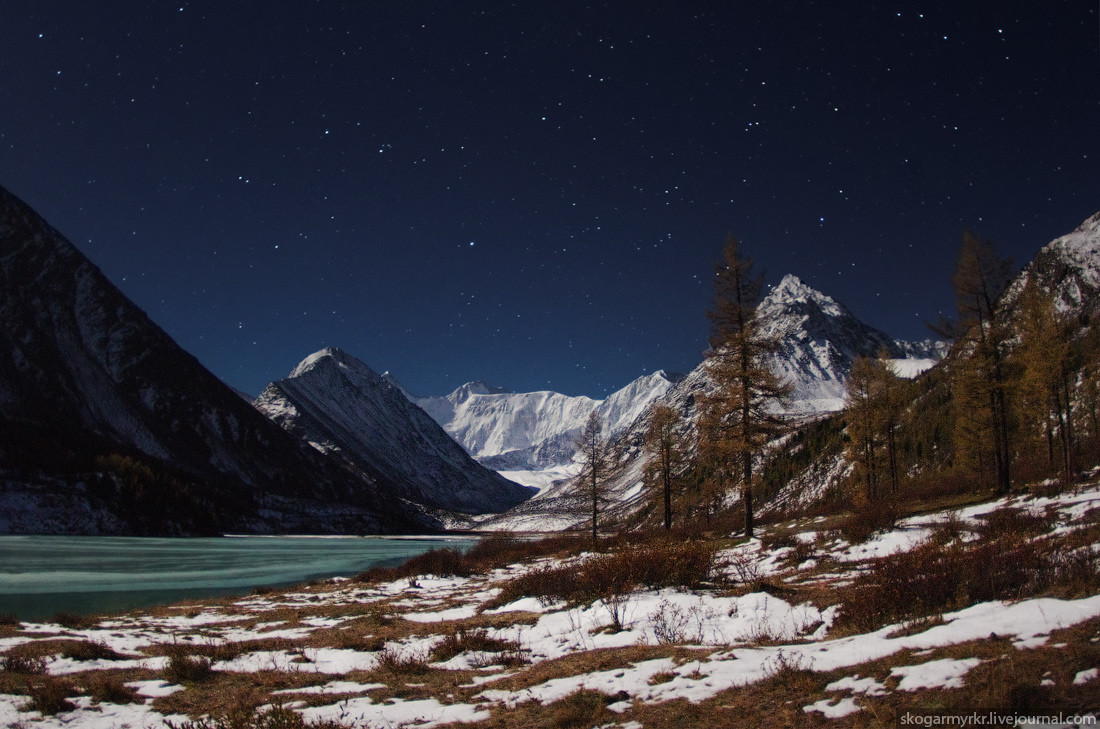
[
  {"x1": 663, "y1": 466, "x2": 672, "y2": 531},
  {"x1": 743, "y1": 482, "x2": 754, "y2": 538}
]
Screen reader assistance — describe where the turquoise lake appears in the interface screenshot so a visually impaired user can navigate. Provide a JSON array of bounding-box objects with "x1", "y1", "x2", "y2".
[{"x1": 0, "y1": 534, "x2": 477, "y2": 621}]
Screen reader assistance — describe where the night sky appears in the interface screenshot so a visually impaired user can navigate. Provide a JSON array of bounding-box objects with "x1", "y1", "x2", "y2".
[{"x1": 1, "y1": 2, "x2": 1096, "y2": 399}]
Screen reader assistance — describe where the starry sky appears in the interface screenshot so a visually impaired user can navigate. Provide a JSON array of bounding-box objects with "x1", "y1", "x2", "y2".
[{"x1": 1, "y1": 2, "x2": 1097, "y2": 399}]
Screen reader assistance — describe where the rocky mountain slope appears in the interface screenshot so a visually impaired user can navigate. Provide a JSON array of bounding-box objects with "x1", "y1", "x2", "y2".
[
  {"x1": 758, "y1": 274, "x2": 945, "y2": 413},
  {"x1": 254, "y1": 348, "x2": 534, "y2": 517},
  {"x1": 475, "y1": 274, "x2": 945, "y2": 531},
  {"x1": 0, "y1": 184, "x2": 417, "y2": 535}
]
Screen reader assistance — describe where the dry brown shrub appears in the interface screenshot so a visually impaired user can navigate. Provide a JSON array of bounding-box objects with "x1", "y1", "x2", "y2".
[
  {"x1": 838, "y1": 500, "x2": 898, "y2": 544},
  {"x1": 49, "y1": 611, "x2": 96, "y2": 629},
  {"x1": 59, "y1": 639, "x2": 126, "y2": 661},
  {"x1": 429, "y1": 628, "x2": 523, "y2": 664},
  {"x1": 23, "y1": 676, "x2": 77, "y2": 715},
  {"x1": 490, "y1": 539, "x2": 721, "y2": 608},
  {"x1": 164, "y1": 653, "x2": 215, "y2": 684},
  {"x1": 0, "y1": 653, "x2": 48, "y2": 674},
  {"x1": 82, "y1": 672, "x2": 141, "y2": 704},
  {"x1": 372, "y1": 644, "x2": 431, "y2": 677}
]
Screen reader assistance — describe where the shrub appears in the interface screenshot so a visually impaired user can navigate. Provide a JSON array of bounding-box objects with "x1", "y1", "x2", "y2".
[
  {"x1": 0, "y1": 653, "x2": 48, "y2": 674},
  {"x1": 163, "y1": 653, "x2": 215, "y2": 684},
  {"x1": 429, "y1": 629, "x2": 522, "y2": 663},
  {"x1": 491, "y1": 539, "x2": 721, "y2": 607},
  {"x1": 82, "y1": 672, "x2": 140, "y2": 704},
  {"x1": 50, "y1": 611, "x2": 95, "y2": 629},
  {"x1": 355, "y1": 534, "x2": 592, "y2": 584},
  {"x1": 373, "y1": 645, "x2": 431, "y2": 677},
  {"x1": 545, "y1": 689, "x2": 615, "y2": 729},
  {"x1": 60, "y1": 640, "x2": 125, "y2": 661},
  {"x1": 976, "y1": 507, "x2": 1053, "y2": 540},
  {"x1": 838, "y1": 534, "x2": 1052, "y2": 632},
  {"x1": 23, "y1": 676, "x2": 76, "y2": 715},
  {"x1": 839, "y1": 500, "x2": 897, "y2": 544},
  {"x1": 166, "y1": 702, "x2": 350, "y2": 729}
]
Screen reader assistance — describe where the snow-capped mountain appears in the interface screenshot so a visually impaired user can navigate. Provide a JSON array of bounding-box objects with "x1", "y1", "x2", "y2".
[
  {"x1": 405, "y1": 370, "x2": 680, "y2": 488},
  {"x1": 474, "y1": 275, "x2": 946, "y2": 531},
  {"x1": 0, "y1": 184, "x2": 416, "y2": 536},
  {"x1": 255, "y1": 348, "x2": 534, "y2": 516},
  {"x1": 1003, "y1": 211, "x2": 1100, "y2": 317},
  {"x1": 758, "y1": 274, "x2": 945, "y2": 412}
]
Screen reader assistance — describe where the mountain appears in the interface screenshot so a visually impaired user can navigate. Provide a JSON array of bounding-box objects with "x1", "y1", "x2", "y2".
[
  {"x1": 1003, "y1": 211, "x2": 1100, "y2": 317},
  {"x1": 757, "y1": 274, "x2": 945, "y2": 412},
  {"x1": 408, "y1": 370, "x2": 681, "y2": 488},
  {"x1": 474, "y1": 275, "x2": 946, "y2": 531},
  {"x1": 254, "y1": 348, "x2": 534, "y2": 516},
  {"x1": 0, "y1": 184, "x2": 417, "y2": 536}
]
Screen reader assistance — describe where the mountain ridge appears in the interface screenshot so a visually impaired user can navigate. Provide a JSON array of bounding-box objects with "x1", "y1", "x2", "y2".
[
  {"x1": 254, "y1": 347, "x2": 535, "y2": 516},
  {"x1": 0, "y1": 184, "x2": 417, "y2": 535}
]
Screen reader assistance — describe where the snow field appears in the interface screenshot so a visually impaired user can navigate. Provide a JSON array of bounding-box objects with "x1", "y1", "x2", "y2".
[{"x1": 2, "y1": 482, "x2": 1100, "y2": 726}]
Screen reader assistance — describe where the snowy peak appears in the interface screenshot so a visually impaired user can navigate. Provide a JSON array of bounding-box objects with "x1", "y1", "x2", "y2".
[
  {"x1": 255, "y1": 348, "x2": 533, "y2": 515},
  {"x1": 761, "y1": 274, "x2": 848, "y2": 319},
  {"x1": 450, "y1": 380, "x2": 514, "y2": 400},
  {"x1": 751, "y1": 273, "x2": 945, "y2": 412},
  {"x1": 406, "y1": 369, "x2": 679, "y2": 482},
  {"x1": 1007, "y1": 210, "x2": 1100, "y2": 316}
]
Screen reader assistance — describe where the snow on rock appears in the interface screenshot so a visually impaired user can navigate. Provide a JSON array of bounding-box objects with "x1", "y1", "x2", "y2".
[
  {"x1": 255, "y1": 347, "x2": 534, "y2": 515},
  {"x1": 408, "y1": 370, "x2": 679, "y2": 480}
]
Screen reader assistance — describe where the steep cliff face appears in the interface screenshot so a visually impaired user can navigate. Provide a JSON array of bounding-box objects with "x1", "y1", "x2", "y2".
[
  {"x1": 255, "y1": 348, "x2": 534, "y2": 516},
  {"x1": 0, "y1": 184, "x2": 416, "y2": 535}
]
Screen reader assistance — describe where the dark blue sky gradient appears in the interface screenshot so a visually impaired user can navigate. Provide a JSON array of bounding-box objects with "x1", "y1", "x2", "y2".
[{"x1": 1, "y1": 1, "x2": 1096, "y2": 397}]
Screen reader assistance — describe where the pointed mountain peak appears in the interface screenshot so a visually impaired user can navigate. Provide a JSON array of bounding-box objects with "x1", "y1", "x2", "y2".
[
  {"x1": 451, "y1": 380, "x2": 512, "y2": 399},
  {"x1": 287, "y1": 347, "x2": 379, "y2": 381},
  {"x1": 760, "y1": 273, "x2": 847, "y2": 319}
]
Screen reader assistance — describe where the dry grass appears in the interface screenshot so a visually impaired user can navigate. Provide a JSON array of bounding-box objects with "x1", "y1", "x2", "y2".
[
  {"x1": 429, "y1": 628, "x2": 525, "y2": 665},
  {"x1": 489, "y1": 539, "x2": 722, "y2": 607}
]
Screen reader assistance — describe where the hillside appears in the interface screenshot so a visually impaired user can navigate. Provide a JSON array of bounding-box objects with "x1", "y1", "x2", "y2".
[
  {"x1": 0, "y1": 184, "x2": 418, "y2": 536},
  {"x1": 254, "y1": 348, "x2": 534, "y2": 518},
  {"x1": 2, "y1": 478, "x2": 1098, "y2": 726}
]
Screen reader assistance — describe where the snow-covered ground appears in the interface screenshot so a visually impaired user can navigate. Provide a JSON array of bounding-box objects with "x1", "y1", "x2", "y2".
[{"x1": 3, "y1": 482, "x2": 1100, "y2": 727}]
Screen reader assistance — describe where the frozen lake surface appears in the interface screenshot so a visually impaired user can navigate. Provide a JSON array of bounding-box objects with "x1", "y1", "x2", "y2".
[{"x1": 0, "y1": 534, "x2": 476, "y2": 620}]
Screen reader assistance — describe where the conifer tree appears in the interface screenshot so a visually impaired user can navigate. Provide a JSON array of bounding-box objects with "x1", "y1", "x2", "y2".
[
  {"x1": 846, "y1": 356, "x2": 883, "y2": 502},
  {"x1": 575, "y1": 410, "x2": 612, "y2": 542},
  {"x1": 699, "y1": 234, "x2": 790, "y2": 537},
  {"x1": 949, "y1": 231, "x2": 1015, "y2": 494},
  {"x1": 1015, "y1": 281, "x2": 1074, "y2": 483},
  {"x1": 644, "y1": 404, "x2": 685, "y2": 531},
  {"x1": 845, "y1": 351, "x2": 905, "y2": 501}
]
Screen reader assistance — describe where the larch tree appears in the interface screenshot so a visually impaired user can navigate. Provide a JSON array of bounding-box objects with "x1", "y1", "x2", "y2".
[
  {"x1": 644, "y1": 404, "x2": 685, "y2": 531},
  {"x1": 846, "y1": 355, "x2": 883, "y2": 502},
  {"x1": 575, "y1": 410, "x2": 613, "y2": 543},
  {"x1": 845, "y1": 351, "x2": 904, "y2": 502},
  {"x1": 950, "y1": 231, "x2": 1015, "y2": 494},
  {"x1": 1014, "y1": 280, "x2": 1074, "y2": 483},
  {"x1": 698, "y1": 234, "x2": 790, "y2": 538}
]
